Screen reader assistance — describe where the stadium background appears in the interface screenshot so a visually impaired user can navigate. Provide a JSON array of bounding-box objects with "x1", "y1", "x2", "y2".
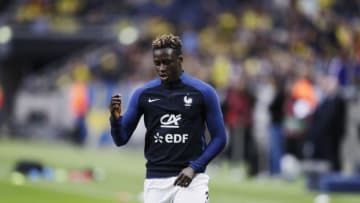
[{"x1": 0, "y1": 0, "x2": 360, "y2": 202}]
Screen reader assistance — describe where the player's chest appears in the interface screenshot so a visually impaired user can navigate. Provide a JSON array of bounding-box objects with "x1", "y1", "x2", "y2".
[{"x1": 140, "y1": 90, "x2": 204, "y2": 118}]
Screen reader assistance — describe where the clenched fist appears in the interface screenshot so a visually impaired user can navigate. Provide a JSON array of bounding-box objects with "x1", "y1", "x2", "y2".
[{"x1": 110, "y1": 94, "x2": 122, "y2": 120}]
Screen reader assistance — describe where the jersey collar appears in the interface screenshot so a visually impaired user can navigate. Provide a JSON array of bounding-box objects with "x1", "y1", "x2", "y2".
[{"x1": 161, "y1": 72, "x2": 185, "y2": 89}]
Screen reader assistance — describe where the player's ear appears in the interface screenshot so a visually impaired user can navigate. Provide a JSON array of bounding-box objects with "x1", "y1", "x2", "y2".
[{"x1": 177, "y1": 55, "x2": 183, "y2": 62}]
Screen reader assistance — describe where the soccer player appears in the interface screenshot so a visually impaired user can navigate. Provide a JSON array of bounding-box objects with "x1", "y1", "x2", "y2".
[{"x1": 109, "y1": 34, "x2": 227, "y2": 203}]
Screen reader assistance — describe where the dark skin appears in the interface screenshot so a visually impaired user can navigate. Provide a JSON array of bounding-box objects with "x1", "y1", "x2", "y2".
[{"x1": 110, "y1": 48, "x2": 195, "y2": 187}]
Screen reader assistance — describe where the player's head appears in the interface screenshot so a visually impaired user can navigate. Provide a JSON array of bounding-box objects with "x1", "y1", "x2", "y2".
[{"x1": 152, "y1": 34, "x2": 183, "y2": 82}]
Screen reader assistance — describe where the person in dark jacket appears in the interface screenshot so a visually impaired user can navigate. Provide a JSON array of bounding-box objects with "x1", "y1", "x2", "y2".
[{"x1": 307, "y1": 74, "x2": 347, "y2": 171}]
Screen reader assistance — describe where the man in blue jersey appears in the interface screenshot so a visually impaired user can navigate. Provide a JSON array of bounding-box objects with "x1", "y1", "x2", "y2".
[{"x1": 109, "y1": 34, "x2": 226, "y2": 203}]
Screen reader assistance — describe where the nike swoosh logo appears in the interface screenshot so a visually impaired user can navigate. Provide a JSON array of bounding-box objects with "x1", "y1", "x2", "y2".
[{"x1": 148, "y1": 98, "x2": 160, "y2": 103}]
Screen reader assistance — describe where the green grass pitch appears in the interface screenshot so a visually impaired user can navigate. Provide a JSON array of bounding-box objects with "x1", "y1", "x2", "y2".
[{"x1": 0, "y1": 138, "x2": 358, "y2": 203}]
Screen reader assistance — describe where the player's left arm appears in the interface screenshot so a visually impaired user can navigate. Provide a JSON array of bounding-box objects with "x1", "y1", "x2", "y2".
[
  {"x1": 174, "y1": 86, "x2": 227, "y2": 187},
  {"x1": 189, "y1": 86, "x2": 227, "y2": 172}
]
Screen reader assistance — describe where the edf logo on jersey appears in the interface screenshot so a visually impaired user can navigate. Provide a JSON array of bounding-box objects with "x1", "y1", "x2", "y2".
[
  {"x1": 154, "y1": 132, "x2": 189, "y2": 144},
  {"x1": 155, "y1": 114, "x2": 189, "y2": 144}
]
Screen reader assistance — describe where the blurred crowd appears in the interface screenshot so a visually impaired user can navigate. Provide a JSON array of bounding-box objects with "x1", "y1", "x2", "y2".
[{"x1": 1, "y1": 0, "x2": 360, "y2": 178}]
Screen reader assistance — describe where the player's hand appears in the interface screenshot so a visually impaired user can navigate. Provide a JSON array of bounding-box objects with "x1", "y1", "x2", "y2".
[
  {"x1": 110, "y1": 94, "x2": 122, "y2": 120},
  {"x1": 174, "y1": 167, "x2": 195, "y2": 187}
]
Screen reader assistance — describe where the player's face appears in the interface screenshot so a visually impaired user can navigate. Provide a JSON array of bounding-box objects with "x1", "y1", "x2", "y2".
[{"x1": 153, "y1": 48, "x2": 183, "y2": 82}]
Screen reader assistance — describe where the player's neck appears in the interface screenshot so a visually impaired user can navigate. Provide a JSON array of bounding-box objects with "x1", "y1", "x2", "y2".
[{"x1": 161, "y1": 72, "x2": 184, "y2": 89}]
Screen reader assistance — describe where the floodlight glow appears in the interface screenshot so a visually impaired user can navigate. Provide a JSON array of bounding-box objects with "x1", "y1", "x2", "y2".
[
  {"x1": 118, "y1": 26, "x2": 139, "y2": 45},
  {"x1": 0, "y1": 25, "x2": 12, "y2": 44}
]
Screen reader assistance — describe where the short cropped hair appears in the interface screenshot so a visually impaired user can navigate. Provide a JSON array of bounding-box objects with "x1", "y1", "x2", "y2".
[{"x1": 152, "y1": 34, "x2": 182, "y2": 56}]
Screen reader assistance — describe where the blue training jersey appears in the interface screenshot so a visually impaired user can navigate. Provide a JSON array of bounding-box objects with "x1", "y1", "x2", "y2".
[{"x1": 110, "y1": 72, "x2": 227, "y2": 178}]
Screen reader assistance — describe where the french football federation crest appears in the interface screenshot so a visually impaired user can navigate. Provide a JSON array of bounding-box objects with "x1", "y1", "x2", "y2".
[{"x1": 184, "y1": 94, "x2": 192, "y2": 107}]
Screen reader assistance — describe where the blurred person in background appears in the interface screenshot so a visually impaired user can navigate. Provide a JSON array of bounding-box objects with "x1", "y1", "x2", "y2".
[
  {"x1": 306, "y1": 74, "x2": 347, "y2": 172},
  {"x1": 0, "y1": 82, "x2": 3, "y2": 127},
  {"x1": 328, "y1": 48, "x2": 351, "y2": 88},
  {"x1": 69, "y1": 81, "x2": 89, "y2": 145},
  {"x1": 269, "y1": 77, "x2": 286, "y2": 176},
  {"x1": 223, "y1": 76, "x2": 258, "y2": 177},
  {"x1": 283, "y1": 67, "x2": 317, "y2": 160},
  {"x1": 109, "y1": 34, "x2": 226, "y2": 203},
  {"x1": 69, "y1": 61, "x2": 91, "y2": 145}
]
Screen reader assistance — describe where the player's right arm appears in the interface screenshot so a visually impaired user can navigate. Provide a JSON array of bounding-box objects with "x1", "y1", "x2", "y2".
[{"x1": 109, "y1": 89, "x2": 143, "y2": 146}]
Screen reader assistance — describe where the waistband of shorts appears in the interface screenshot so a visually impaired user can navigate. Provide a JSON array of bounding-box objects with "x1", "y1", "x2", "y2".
[{"x1": 146, "y1": 168, "x2": 205, "y2": 179}]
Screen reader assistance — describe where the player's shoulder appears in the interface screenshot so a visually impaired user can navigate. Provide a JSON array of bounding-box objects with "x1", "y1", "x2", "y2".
[
  {"x1": 136, "y1": 78, "x2": 161, "y2": 93},
  {"x1": 131, "y1": 78, "x2": 161, "y2": 99},
  {"x1": 181, "y1": 73, "x2": 217, "y2": 96}
]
